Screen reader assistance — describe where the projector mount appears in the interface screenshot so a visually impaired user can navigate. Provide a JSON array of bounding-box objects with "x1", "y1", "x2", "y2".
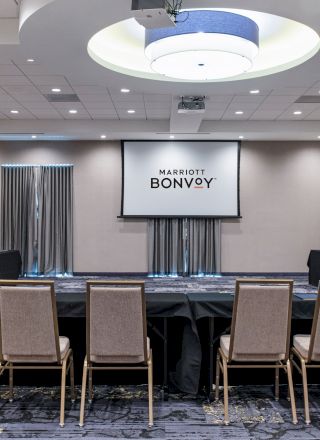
[
  {"x1": 178, "y1": 96, "x2": 206, "y2": 113},
  {"x1": 165, "y1": 0, "x2": 183, "y2": 23}
]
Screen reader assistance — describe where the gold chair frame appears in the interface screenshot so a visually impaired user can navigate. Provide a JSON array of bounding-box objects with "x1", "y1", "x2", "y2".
[
  {"x1": 291, "y1": 286, "x2": 320, "y2": 425},
  {"x1": 0, "y1": 280, "x2": 75, "y2": 427},
  {"x1": 79, "y1": 280, "x2": 153, "y2": 428},
  {"x1": 215, "y1": 279, "x2": 297, "y2": 425}
]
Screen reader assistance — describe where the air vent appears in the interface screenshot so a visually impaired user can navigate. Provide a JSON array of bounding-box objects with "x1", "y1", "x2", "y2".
[
  {"x1": 295, "y1": 95, "x2": 320, "y2": 103},
  {"x1": 156, "y1": 132, "x2": 212, "y2": 135},
  {"x1": 44, "y1": 94, "x2": 80, "y2": 102}
]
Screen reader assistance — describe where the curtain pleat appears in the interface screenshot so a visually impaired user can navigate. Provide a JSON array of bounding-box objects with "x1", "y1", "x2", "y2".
[
  {"x1": 148, "y1": 218, "x2": 218, "y2": 276},
  {"x1": 0, "y1": 166, "x2": 36, "y2": 274},
  {"x1": 148, "y1": 218, "x2": 184, "y2": 275},
  {"x1": 37, "y1": 166, "x2": 73, "y2": 275},
  {"x1": 187, "y1": 218, "x2": 216, "y2": 275}
]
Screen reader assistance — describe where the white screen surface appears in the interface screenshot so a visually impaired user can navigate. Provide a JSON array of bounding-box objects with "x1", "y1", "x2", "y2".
[{"x1": 122, "y1": 141, "x2": 240, "y2": 217}]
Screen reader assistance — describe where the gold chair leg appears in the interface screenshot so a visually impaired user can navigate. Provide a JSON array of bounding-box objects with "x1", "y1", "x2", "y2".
[
  {"x1": 60, "y1": 358, "x2": 67, "y2": 428},
  {"x1": 215, "y1": 352, "x2": 220, "y2": 401},
  {"x1": 88, "y1": 368, "x2": 93, "y2": 403},
  {"x1": 301, "y1": 359, "x2": 310, "y2": 425},
  {"x1": 222, "y1": 356, "x2": 229, "y2": 425},
  {"x1": 79, "y1": 357, "x2": 88, "y2": 427},
  {"x1": 70, "y1": 350, "x2": 76, "y2": 403},
  {"x1": 275, "y1": 366, "x2": 280, "y2": 401},
  {"x1": 9, "y1": 363, "x2": 13, "y2": 402},
  {"x1": 286, "y1": 359, "x2": 298, "y2": 425},
  {"x1": 148, "y1": 349, "x2": 154, "y2": 428}
]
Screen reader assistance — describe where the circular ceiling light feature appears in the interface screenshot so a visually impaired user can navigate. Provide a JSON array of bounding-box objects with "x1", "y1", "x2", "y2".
[
  {"x1": 68, "y1": 109, "x2": 78, "y2": 114},
  {"x1": 88, "y1": 8, "x2": 320, "y2": 83},
  {"x1": 250, "y1": 89, "x2": 260, "y2": 94},
  {"x1": 10, "y1": 110, "x2": 19, "y2": 114},
  {"x1": 121, "y1": 88, "x2": 130, "y2": 93},
  {"x1": 145, "y1": 11, "x2": 259, "y2": 80},
  {"x1": 235, "y1": 110, "x2": 244, "y2": 115},
  {"x1": 127, "y1": 109, "x2": 136, "y2": 113},
  {"x1": 27, "y1": 58, "x2": 35, "y2": 63},
  {"x1": 293, "y1": 110, "x2": 302, "y2": 115},
  {"x1": 100, "y1": 134, "x2": 106, "y2": 139},
  {"x1": 51, "y1": 88, "x2": 61, "y2": 93},
  {"x1": 170, "y1": 135, "x2": 175, "y2": 139}
]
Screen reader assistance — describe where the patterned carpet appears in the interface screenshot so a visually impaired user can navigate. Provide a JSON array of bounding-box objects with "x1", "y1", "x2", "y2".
[{"x1": 0, "y1": 384, "x2": 320, "y2": 439}]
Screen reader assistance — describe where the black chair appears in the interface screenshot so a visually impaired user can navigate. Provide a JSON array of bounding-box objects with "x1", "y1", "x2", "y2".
[
  {"x1": 0, "y1": 250, "x2": 22, "y2": 279},
  {"x1": 307, "y1": 250, "x2": 320, "y2": 286}
]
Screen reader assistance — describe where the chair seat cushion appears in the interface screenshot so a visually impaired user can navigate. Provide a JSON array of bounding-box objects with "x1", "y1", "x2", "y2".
[
  {"x1": 220, "y1": 335, "x2": 286, "y2": 362},
  {"x1": 91, "y1": 337, "x2": 151, "y2": 364},
  {"x1": 4, "y1": 336, "x2": 70, "y2": 363},
  {"x1": 293, "y1": 334, "x2": 311, "y2": 359}
]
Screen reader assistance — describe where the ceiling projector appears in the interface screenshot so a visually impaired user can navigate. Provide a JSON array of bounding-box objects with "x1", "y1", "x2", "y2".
[
  {"x1": 177, "y1": 97, "x2": 206, "y2": 114},
  {"x1": 131, "y1": 0, "x2": 175, "y2": 29}
]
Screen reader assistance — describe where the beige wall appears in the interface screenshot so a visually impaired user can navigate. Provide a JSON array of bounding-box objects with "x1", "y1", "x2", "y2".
[
  {"x1": 222, "y1": 141, "x2": 320, "y2": 272},
  {"x1": 0, "y1": 141, "x2": 148, "y2": 273},
  {"x1": 0, "y1": 140, "x2": 319, "y2": 273}
]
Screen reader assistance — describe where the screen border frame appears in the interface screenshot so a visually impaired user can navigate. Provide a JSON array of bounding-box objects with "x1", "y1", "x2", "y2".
[{"x1": 120, "y1": 139, "x2": 241, "y2": 219}]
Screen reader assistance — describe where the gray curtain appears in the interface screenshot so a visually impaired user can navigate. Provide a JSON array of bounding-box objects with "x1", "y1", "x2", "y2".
[
  {"x1": 0, "y1": 166, "x2": 37, "y2": 274},
  {"x1": 187, "y1": 218, "x2": 216, "y2": 275},
  {"x1": 37, "y1": 166, "x2": 73, "y2": 275},
  {"x1": 148, "y1": 218, "x2": 184, "y2": 275},
  {"x1": 148, "y1": 218, "x2": 220, "y2": 276}
]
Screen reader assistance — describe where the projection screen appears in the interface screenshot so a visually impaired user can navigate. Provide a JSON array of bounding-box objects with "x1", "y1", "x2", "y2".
[{"x1": 121, "y1": 140, "x2": 240, "y2": 217}]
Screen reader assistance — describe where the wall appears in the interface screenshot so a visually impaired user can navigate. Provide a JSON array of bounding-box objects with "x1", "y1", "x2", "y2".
[
  {"x1": 0, "y1": 140, "x2": 319, "y2": 273},
  {"x1": 221, "y1": 141, "x2": 320, "y2": 272},
  {"x1": 0, "y1": 141, "x2": 148, "y2": 273}
]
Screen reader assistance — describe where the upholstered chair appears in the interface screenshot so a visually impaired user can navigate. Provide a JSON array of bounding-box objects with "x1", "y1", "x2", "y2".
[
  {"x1": 0, "y1": 280, "x2": 75, "y2": 427},
  {"x1": 79, "y1": 280, "x2": 153, "y2": 428},
  {"x1": 291, "y1": 286, "x2": 320, "y2": 424},
  {"x1": 215, "y1": 279, "x2": 297, "y2": 425}
]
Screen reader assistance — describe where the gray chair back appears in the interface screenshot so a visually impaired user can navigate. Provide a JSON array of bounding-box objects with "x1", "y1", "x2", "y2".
[
  {"x1": 0, "y1": 281, "x2": 60, "y2": 363},
  {"x1": 86, "y1": 281, "x2": 147, "y2": 364},
  {"x1": 307, "y1": 287, "x2": 320, "y2": 361},
  {"x1": 229, "y1": 279, "x2": 293, "y2": 362}
]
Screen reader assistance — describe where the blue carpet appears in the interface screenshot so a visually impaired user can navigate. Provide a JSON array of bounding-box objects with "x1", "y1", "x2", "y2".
[{"x1": 0, "y1": 384, "x2": 319, "y2": 439}]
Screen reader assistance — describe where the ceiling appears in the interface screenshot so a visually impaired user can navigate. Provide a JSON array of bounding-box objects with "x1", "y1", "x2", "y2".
[{"x1": 0, "y1": 0, "x2": 320, "y2": 140}]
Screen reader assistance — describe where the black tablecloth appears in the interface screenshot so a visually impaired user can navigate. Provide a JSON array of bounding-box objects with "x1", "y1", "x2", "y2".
[{"x1": 56, "y1": 289, "x2": 317, "y2": 394}]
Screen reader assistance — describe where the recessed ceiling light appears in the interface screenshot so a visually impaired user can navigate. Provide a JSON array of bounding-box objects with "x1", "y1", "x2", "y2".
[
  {"x1": 68, "y1": 109, "x2": 78, "y2": 114},
  {"x1": 121, "y1": 88, "x2": 130, "y2": 93},
  {"x1": 239, "y1": 135, "x2": 244, "y2": 139},
  {"x1": 51, "y1": 88, "x2": 61, "y2": 93},
  {"x1": 250, "y1": 89, "x2": 260, "y2": 94},
  {"x1": 317, "y1": 136, "x2": 320, "y2": 139},
  {"x1": 31, "y1": 135, "x2": 37, "y2": 139},
  {"x1": 27, "y1": 58, "x2": 35, "y2": 63},
  {"x1": 127, "y1": 109, "x2": 136, "y2": 114},
  {"x1": 293, "y1": 110, "x2": 302, "y2": 115},
  {"x1": 10, "y1": 110, "x2": 19, "y2": 114},
  {"x1": 170, "y1": 135, "x2": 175, "y2": 139},
  {"x1": 235, "y1": 111, "x2": 244, "y2": 115},
  {"x1": 100, "y1": 134, "x2": 106, "y2": 139}
]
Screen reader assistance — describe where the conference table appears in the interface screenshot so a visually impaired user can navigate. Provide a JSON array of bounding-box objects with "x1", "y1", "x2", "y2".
[{"x1": 53, "y1": 276, "x2": 317, "y2": 397}]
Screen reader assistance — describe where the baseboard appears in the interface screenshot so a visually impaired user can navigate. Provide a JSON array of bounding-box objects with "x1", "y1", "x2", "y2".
[
  {"x1": 73, "y1": 272, "x2": 149, "y2": 277},
  {"x1": 220, "y1": 272, "x2": 308, "y2": 276}
]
